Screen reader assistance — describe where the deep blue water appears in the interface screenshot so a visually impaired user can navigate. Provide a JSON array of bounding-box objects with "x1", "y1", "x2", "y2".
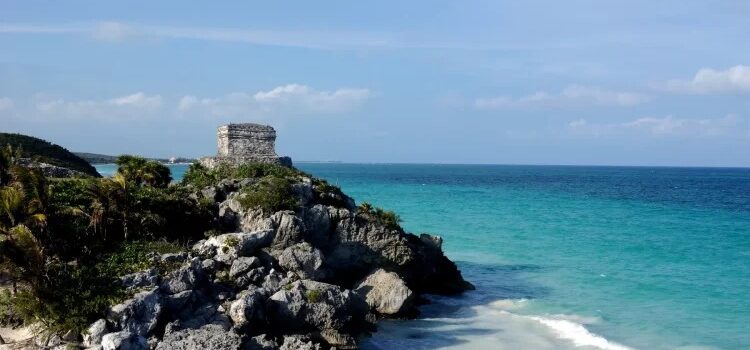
[{"x1": 96, "y1": 163, "x2": 750, "y2": 350}]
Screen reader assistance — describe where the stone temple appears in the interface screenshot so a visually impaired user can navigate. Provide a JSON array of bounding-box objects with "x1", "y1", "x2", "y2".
[{"x1": 199, "y1": 123, "x2": 292, "y2": 169}]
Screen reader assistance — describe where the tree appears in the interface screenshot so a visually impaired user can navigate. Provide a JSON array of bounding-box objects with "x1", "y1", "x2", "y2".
[
  {"x1": 0, "y1": 146, "x2": 48, "y2": 293},
  {"x1": 115, "y1": 155, "x2": 172, "y2": 188}
]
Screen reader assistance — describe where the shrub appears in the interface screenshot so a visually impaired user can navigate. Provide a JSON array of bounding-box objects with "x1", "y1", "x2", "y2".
[
  {"x1": 182, "y1": 162, "x2": 308, "y2": 189},
  {"x1": 312, "y1": 179, "x2": 351, "y2": 208},
  {"x1": 357, "y1": 201, "x2": 402, "y2": 231},
  {"x1": 237, "y1": 176, "x2": 299, "y2": 212}
]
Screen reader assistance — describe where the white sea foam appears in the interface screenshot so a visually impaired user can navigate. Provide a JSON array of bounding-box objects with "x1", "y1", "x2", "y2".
[
  {"x1": 361, "y1": 298, "x2": 636, "y2": 350},
  {"x1": 529, "y1": 316, "x2": 633, "y2": 350}
]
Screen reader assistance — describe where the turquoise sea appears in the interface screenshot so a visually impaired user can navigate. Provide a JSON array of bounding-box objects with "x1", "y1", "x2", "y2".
[{"x1": 96, "y1": 163, "x2": 750, "y2": 350}]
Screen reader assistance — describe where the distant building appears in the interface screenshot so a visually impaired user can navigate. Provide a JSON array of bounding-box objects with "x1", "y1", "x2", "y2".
[{"x1": 199, "y1": 123, "x2": 292, "y2": 169}]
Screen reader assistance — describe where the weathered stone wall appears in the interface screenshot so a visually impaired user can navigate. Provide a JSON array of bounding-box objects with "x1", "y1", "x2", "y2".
[
  {"x1": 218, "y1": 124, "x2": 278, "y2": 157},
  {"x1": 200, "y1": 123, "x2": 292, "y2": 169}
]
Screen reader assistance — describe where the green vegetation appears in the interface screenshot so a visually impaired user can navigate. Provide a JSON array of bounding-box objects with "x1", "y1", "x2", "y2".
[
  {"x1": 357, "y1": 201, "x2": 403, "y2": 231},
  {"x1": 0, "y1": 147, "x2": 211, "y2": 333},
  {"x1": 305, "y1": 289, "x2": 322, "y2": 303},
  {"x1": 182, "y1": 162, "x2": 307, "y2": 189},
  {"x1": 0, "y1": 133, "x2": 100, "y2": 177},
  {"x1": 238, "y1": 176, "x2": 299, "y2": 212}
]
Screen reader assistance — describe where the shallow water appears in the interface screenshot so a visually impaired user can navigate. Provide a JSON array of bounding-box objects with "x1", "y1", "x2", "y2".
[{"x1": 95, "y1": 163, "x2": 750, "y2": 349}]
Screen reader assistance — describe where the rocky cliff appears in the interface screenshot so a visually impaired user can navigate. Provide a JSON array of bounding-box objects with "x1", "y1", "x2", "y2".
[{"x1": 74, "y1": 170, "x2": 472, "y2": 350}]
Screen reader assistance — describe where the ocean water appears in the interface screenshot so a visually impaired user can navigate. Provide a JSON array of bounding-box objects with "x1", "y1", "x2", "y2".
[{"x1": 95, "y1": 163, "x2": 750, "y2": 350}]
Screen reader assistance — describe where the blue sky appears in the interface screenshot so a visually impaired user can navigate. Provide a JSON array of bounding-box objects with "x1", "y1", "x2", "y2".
[{"x1": 1, "y1": 1, "x2": 749, "y2": 166}]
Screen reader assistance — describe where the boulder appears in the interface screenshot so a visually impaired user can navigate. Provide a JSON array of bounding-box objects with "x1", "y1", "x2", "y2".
[
  {"x1": 155, "y1": 324, "x2": 241, "y2": 350},
  {"x1": 171, "y1": 302, "x2": 232, "y2": 331},
  {"x1": 267, "y1": 280, "x2": 367, "y2": 332},
  {"x1": 120, "y1": 268, "x2": 159, "y2": 289},
  {"x1": 161, "y1": 252, "x2": 189, "y2": 264},
  {"x1": 241, "y1": 211, "x2": 305, "y2": 251},
  {"x1": 301, "y1": 205, "x2": 332, "y2": 248},
  {"x1": 83, "y1": 318, "x2": 108, "y2": 347},
  {"x1": 354, "y1": 269, "x2": 414, "y2": 315},
  {"x1": 278, "y1": 243, "x2": 327, "y2": 280},
  {"x1": 218, "y1": 198, "x2": 242, "y2": 231},
  {"x1": 229, "y1": 257, "x2": 261, "y2": 279},
  {"x1": 318, "y1": 329, "x2": 357, "y2": 349},
  {"x1": 291, "y1": 180, "x2": 314, "y2": 207},
  {"x1": 243, "y1": 334, "x2": 278, "y2": 350},
  {"x1": 279, "y1": 335, "x2": 321, "y2": 350},
  {"x1": 101, "y1": 331, "x2": 148, "y2": 350},
  {"x1": 235, "y1": 266, "x2": 268, "y2": 289},
  {"x1": 228, "y1": 289, "x2": 265, "y2": 328},
  {"x1": 107, "y1": 288, "x2": 162, "y2": 336},
  {"x1": 160, "y1": 258, "x2": 205, "y2": 294},
  {"x1": 199, "y1": 230, "x2": 274, "y2": 263},
  {"x1": 269, "y1": 211, "x2": 305, "y2": 250}
]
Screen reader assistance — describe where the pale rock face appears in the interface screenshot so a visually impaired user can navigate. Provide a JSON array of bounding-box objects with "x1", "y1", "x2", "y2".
[
  {"x1": 278, "y1": 242, "x2": 327, "y2": 280},
  {"x1": 107, "y1": 288, "x2": 162, "y2": 336},
  {"x1": 228, "y1": 289, "x2": 265, "y2": 328},
  {"x1": 354, "y1": 268, "x2": 414, "y2": 315},
  {"x1": 198, "y1": 230, "x2": 274, "y2": 263},
  {"x1": 83, "y1": 318, "x2": 108, "y2": 347},
  {"x1": 101, "y1": 331, "x2": 148, "y2": 350},
  {"x1": 268, "y1": 280, "x2": 368, "y2": 332},
  {"x1": 154, "y1": 324, "x2": 241, "y2": 350},
  {"x1": 160, "y1": 258, "x2": 205, "y2": 294}
]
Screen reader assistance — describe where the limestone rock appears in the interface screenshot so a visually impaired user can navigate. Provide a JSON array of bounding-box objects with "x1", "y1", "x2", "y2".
[
  {"x1": 101, "y1": 331, "x2": 148, "y2": 350},
  {"x1": 107, "y1": 288, "x2": 162, "y2": 336},
  {"x1": 160, "y1": 258, "x2": 205, "y2": 295},
  {"x1": 198, "y1": 230, "x2": 273, "y2": 263},
  {"x1": 354, "y1": 269, "x2": 414, "y2": 315},
  {"x1": 83, "y1": 318, "x2": 108, "y2": 347},
  {"x1": 268, "y1": 280, "x2": 367, "y2": 332},
  {"x1": 278, "y1": 242, "x2": 327, "y2": 280},
  {"x1": 155, "y1": 324, "x2": 241, "y2": 350},
  {"x1": 229, "y1": 257, "x2": 261, "y2": 279},
  {"x1": 243, "y1": 334, "x2": 278, "y2": 350},
  {"x1": 120, "y1": 268, "x2": 159, "y2": 290},
  {"x1": 228, "y1": 289, "x2": 265, "y2": 328},
  {"x1": 279, "y1": 335, "x2": 322, "y2": 350}
]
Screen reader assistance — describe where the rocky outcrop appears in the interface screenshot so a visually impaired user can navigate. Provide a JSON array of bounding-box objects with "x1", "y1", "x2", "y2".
[
  {"x1": 354, "y1": 269, "x2": 414, "y2": 315},
  {"x1": 79, "y1": 165, "x2": 470, "y2": 350},
  {"x1": 17, "y1": 158, "x2": 86, "y2": 178},
  {"x1": 155, "y1": 324, "x2": 241, "y2": 350}
]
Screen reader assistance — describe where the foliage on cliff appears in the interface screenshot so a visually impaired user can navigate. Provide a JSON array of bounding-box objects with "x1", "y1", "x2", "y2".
[
  {"x1": 0, "y1": 149, "x2": 211, "y2": 333},
  {"x1": 0, "y1": 132, "x2": 100, "y2": 177}
]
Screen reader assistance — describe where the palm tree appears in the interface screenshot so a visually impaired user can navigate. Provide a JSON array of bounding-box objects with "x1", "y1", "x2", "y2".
[
  {"x1": 115, "y1": 155, "x2": 171, "y2": 188},
  {"x1": 0, "y1": 149, "x2": 48, "y2": 293}
]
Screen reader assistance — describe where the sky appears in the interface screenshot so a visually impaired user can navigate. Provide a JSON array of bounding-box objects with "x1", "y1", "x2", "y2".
[{"x1": 1, "y1": 1, "x2": 750, "y2": 166}]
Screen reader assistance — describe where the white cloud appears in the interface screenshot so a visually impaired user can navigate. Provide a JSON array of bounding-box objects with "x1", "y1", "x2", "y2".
[
  {"x1": 475, "y1": 85, "x2": 648, "y2": 109},
  {"x1": 92, "y1": 21, "x2": 136, "y2": 42},
  {"x1": 33, "y1": 92, "x2": 162, "y2": 121},
  {"x1": 0, "y1": 97, "x2": 14, "y2": 111},
  {"x1": 178, "y1": 84, "x2": 371, "y2": 117},
  {"x1": 568, "y1": 115, "x2": 747, "y2": 138},
  {"x1": 660, "y1": 65, "x2": 750, "y2": 94}
]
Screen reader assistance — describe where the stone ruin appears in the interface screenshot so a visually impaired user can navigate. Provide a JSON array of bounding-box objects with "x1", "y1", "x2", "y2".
[{"x1": 199, "y1": 123, "x2": 292, "y2": 169}]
